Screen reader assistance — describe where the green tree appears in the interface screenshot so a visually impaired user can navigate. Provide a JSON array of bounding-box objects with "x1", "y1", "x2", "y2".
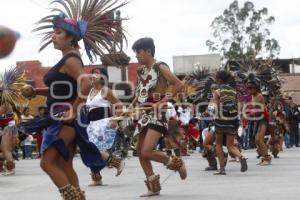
[{"x1": 206, "y1": 0, "x2": 280, "y2": 61}]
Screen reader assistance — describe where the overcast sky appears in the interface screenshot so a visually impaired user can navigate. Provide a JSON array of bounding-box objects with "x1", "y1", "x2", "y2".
[{"x1": 1, "y1": 0, "x2": 300, "y2": 71}]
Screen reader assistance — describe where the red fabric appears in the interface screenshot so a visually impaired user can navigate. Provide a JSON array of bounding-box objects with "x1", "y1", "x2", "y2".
[
  {"x1": 0, "y1": 117, "x2": 13, "y2": 126},
  {"x1": 146, "y1": 96, "x2": 166, "y2": 104},
  {"x1": 242, "y1": 118, "x2": 247, "y2": 128},
  {"x1": 36, "y1": 134, "x2": 43, "y2": 154},
  {"x1": 245, "y1": 104, "x2": 269, "y2": 121},
  {"x1": 187, "y1": 125, "x2": 200, "y2": 141},
  {"x1": 263, "y1": 108, "x2": 270, "y2": 121},
  {"x1": 36, "y1": 134, "x2": 43, "y2": 145}
]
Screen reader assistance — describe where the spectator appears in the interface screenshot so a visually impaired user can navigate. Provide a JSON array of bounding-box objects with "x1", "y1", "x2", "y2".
[
  {"x1": 34, "y1": 106, "x2": 47, "y2": 158},
  {"x1": 22, "y1": 134, "x2": 33, "y2": 159},
  {"x1": 21, "y1": 107, "x2": 34, "y2": 159},
  {"x1": 288, "y1": 97, "x2": 299, "y2": 147}
]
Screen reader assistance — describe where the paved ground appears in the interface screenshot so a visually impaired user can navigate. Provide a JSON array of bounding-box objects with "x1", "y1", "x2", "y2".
[{"x1": 1, "y1": 148, "x2": 300, "y2": 200}]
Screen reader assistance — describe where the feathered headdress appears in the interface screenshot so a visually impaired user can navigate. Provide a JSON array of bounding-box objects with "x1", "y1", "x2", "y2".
[
  {"x1": 33, "y1": 0, "x2": 129, "y2": 63},
  {"x1": 0, "y1": 67, "x2": 27, "y2": 106},
  {"x1": 232, "y1": 59, "x2": 282, "y2": 98},
  {"x1": 183, "y1": 66, "x2": 215, "y2": 112}
]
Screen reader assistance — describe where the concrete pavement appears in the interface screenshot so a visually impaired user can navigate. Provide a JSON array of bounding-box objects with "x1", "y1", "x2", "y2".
[{"x1": 1, "y1": 148, "x2": 300, "y2": 200}]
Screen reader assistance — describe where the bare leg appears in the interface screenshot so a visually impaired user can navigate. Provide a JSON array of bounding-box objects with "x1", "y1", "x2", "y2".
[
  {"x1": 140, "y1": 129, "x2": 169, "y2": 166},
  {"x1": 215, "y1": 133, "x2": 226, "y2": 175},
  {"x1": 138, "y1": 130, "x2": 168, "y2": 197},
  {"x1": 1, "y1": 134, "x2": 14, "y2": 162},
  {"x1": 40, "y1": 147, "x2": 70, "y2": 187},
  {"x1": 58, "y1": 142, "x2": 79, "y2": 187},
  {"x1": 226, "y1": 134, "x2": 248, "y2": 172},
  {"x1": 255, "y1": 122, "x2": 270, "y2": 165},
  {"x1": 226, "y1": 134, "x2": 242, "y2": 158},
  {"x1": 40, "y1": 125, "x2": 77, "y2": 188},
  {"x1": 0, "y1": 134, "x2": 15, "y2": 175},
  {"x1": 203, "y1": 132, "x2": 214, "y2": 150},
  {"x1": 203, "y1": 132, "x2": 217, "y2": 170},
  {"x1": 137, "y1": 132, "x2": 156, "y2": 197}
]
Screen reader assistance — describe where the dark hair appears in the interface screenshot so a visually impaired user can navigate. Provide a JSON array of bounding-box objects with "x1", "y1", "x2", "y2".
[
  {"x1": 92, "y1": 67, "x2": 109, "y2": 86},
  {"x1": 65, "y1": 31, "x2": 79, "y2": 48},
  {"x1": 216, "y1": 70, "x2": 232, "y2": 84},
  {"x1": 189, "y1": 118, "x2": 199, "y2": 125},
  {"x1": 132, "y1": 37, "x2": 155, "y2": 57}
]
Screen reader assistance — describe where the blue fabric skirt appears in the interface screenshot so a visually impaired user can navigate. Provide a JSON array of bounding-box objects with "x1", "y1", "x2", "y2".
[
  {"x1": 87, "y1": 117, "x2": 117, "y2": 151},
  {"x1": 20, "y1": 107, "x2": 106, "y2": 172}
]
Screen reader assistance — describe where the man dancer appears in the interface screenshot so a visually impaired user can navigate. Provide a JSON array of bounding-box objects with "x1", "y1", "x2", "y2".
[
  {"x1": 245, "y1": 81, "x2": 271, "y2": 165},
  {"x1": 213, "y1": 70, "x2": 247, "y2": 175},
  {"x1": 128, "y1": 37, "x2": 187, "y2": 197}
]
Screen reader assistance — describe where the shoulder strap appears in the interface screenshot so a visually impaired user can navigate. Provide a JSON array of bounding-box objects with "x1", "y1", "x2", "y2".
[
  {"x1": 153, "y1": 61, "x2": 169, "y2": 72},
  {"x1": 153, "y1": 61, "x2": 171, "y2": 88},
  {"x1": 87, "y1": 88, "x2": 94, "y2": 100},
  {"x1": 56, "y1": 52, "x2": 84, "y2": 70},
  {"x1": 63, "y1": 52, "x2": 84, "y2": 66}
]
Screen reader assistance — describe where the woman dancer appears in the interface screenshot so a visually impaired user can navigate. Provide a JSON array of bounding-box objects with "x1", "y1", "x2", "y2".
[
  {"x1": 87, "y1": 67, "x2": 125, "y2": 186},
  {"x1": 23, "y1": 0, "x2": 129, "y2": 199}
]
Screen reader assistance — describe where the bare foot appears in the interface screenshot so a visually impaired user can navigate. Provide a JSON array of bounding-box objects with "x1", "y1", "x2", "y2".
[{"x1": 140, "y1": 191, "x2": 160, "y2": 197}]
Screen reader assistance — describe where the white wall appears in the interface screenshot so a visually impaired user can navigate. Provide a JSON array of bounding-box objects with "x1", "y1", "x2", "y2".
[{"x1": 173, "y1": 54, "x2": 221, "y2": 75}]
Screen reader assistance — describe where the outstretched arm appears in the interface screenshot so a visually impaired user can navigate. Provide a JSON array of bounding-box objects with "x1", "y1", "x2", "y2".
[{"x1": 35, "y1": 88, "x2": 49, "y2": 96}]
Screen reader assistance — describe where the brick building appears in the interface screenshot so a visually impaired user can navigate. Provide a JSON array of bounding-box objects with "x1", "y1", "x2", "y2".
[
  {"x1": 280, "y1": 73, "x2": 300, "y2": 104},
  {"x1": 16, "y1": 60, "x2": 138, "y2": 115},
  {"x1": 16, "y1": 60, "x2": 139, "y2": 87}
]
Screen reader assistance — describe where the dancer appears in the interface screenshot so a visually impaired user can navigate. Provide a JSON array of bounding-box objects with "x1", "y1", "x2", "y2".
[
  {"x1": 87, "y1": 67, "x2": 125, "y2": 186},
  {"x1": 128, "y1": 37, "x2": 186, "y2": 197},
  {"x1": 0, "y1": 104, "x2": 19, "y2": 175},
  {"x1": 245, "y1": 80, "x2": 272, "y2": 165},
  {"x1": 269, "y1": 100, "x2": 289, "y2": 157},
  {"x1": 23, "y1": 0, "x2": 129, "y2": 199},
  {"x1": 0, "y1": 68, "x2": 26, "y2": 176},
  {"x1": 213, "y1": 70, "x2": 247, "y2": 175}
]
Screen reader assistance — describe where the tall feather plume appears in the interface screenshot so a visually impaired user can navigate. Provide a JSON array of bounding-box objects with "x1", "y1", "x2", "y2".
[
  {"x1": 33, "y1": 0, "x2": 129, "y2": 63},
  {"x1": 0, "y1": 67, "x2": 27, "y2": 106},
  {"x1": 231, "y1": 58, "x2": 282, "y2": 98},
  {"x1": 183, "y1": 66, "x2": 215, "y2": 112}
]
